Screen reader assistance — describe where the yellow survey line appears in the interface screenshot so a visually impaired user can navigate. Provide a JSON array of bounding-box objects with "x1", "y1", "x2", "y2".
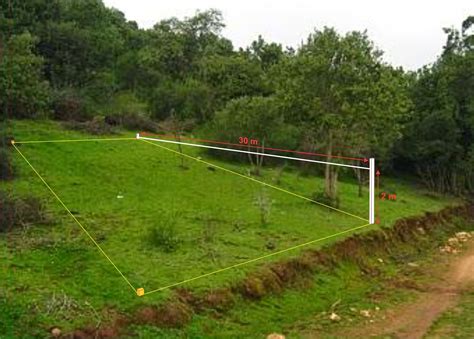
[
  {"x1": 143, "y1": 222, "x2": 373, "y2": 295},
  {"x1": 140, "y1": 139, "x2": 369, "y2": 222},
  {"x1": 12, "y1": 143, "x2": 136, "y2": 293},
  {"x1": 14, "y1": 137, "x2": 136, "y2": 144}
]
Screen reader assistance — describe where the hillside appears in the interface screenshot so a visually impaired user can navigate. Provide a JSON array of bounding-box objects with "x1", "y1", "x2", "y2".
[{"x1": 0, "y1": 120, "x2": 460, "y2": 336}]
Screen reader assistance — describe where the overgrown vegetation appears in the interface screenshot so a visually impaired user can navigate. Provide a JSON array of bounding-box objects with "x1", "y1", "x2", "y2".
[
  {"x1": 0, "y1": 191, "x2": 49, "y2": 232},
  {"x1": 1, "y1": 1, "x2": 473, "y2": 336},
  {"x1": 147, "y1": 212, "x2": 181, "y2": 253},
  {"x1": 1, "y1": 1, "x2": 472, "y2": 200},
  {"x1": 254, "y1": 189, "x2": 272, "y2": 226}
]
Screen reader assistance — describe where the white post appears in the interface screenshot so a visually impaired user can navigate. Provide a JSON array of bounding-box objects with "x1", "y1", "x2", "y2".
[
  {"x1": 136, "y1": 133, "x2": 140, "y2": 139},
  {"x1": 369, "y1": 158, "x2": 375, "y2": 224}
]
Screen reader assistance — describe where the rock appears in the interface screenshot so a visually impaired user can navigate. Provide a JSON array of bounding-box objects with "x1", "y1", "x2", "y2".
[
  {"x1": 329, "y1": 312, "x2": 341, "y2": 321},
  {"x1": 455, "y1": 232, "x2": 471, "y2": 242},
  {"x1": 417, "y1": 227, "x2": 426, "y2": 234},
  {"x1": 375, "y1": 306, "x2": 380, "y2": 311},
  {"x1": 267, "y1": 333, "x2": 285, "y2": 339},
  {"x1": 448, "y1": 237, "x2": 459, "y2": 246},
  {"x1": 407, "y1": 262, "x2": 419, "y2": 268},
  {"x1": 51, "y1": 327, "x2": 61, "y2": 337},
  {"x1": 350, "y1": 307, "x2": 358, "y2": 312},
  {"x1": 360, "y1": 310, "x2": 371, "y2": 318},
  {"x1": 440, "y1": 245, "x2": 454, "y2": 254}
]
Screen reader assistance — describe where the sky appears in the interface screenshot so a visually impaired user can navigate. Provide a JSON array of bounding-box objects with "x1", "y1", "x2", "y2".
[{"x1": 103, "y1": 0, "x2": 473, "y2": 70}]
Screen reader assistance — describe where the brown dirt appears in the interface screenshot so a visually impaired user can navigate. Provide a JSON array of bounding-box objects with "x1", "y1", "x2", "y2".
[{"x1": 327, "y1": 240, "x2": 474, "y2": 339}]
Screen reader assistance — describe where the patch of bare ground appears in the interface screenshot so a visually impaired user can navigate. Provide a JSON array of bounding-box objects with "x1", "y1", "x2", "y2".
[{"x1": 324, "y1": 233, "x2": 474, "y2": 339}]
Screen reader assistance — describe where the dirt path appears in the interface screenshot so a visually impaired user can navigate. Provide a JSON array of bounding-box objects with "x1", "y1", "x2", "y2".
[{"x1": 330, "y1": 239, "x2": 474, "y2": 339}]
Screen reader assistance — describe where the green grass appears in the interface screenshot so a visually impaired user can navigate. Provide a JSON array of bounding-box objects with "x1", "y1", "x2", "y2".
[
  {"x1": 0, "y1": 120, "x2": 459, "y2": 336},
  {"x1": 427, "y1": 291, "x2": 474, "y2": 338}
]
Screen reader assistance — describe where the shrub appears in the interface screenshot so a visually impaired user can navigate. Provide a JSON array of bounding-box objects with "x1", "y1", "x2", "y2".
[
  {"x1": 312, "y1": 191, "x2": 340, "y2": 208},
  {"x1": 105, "y1": 112, "x2": 158, "y2": 132},
  {"x1": 62, "y1": 116, "x2": 116, "y2": 135},
  {"x1": 52, "y1": 88, "x2": 88, "y2": 121},
  {"x1": 0, "y1": 192, "x2": 50, "y2": 232},
  {"x1": 104, "y1": 91, "x2": 157, "y2": 132},
  {"x1": 254, "y1": 189, "x2": 272, "y2": 226},
  {"x1": 147, "y1": 212, "x2": 181, "y2": 252}
]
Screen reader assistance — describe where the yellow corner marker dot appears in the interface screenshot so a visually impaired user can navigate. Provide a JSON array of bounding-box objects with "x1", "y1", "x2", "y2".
[
  {"x1": 11, "y1": 140, "x2": 15, "y2": 145},
  {"x1": 136, "y1": 288, "x2": 145, "y2": 297}
]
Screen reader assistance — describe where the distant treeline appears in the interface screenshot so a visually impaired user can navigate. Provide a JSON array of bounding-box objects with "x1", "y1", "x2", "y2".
[{"x1": 0, "y1": 1, "x2": 473, "y2": 198}]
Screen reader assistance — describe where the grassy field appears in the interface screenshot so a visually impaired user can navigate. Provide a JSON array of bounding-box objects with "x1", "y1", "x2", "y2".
[{"x1": 0, "y1": 120, "x2": 459, "y2": 336}]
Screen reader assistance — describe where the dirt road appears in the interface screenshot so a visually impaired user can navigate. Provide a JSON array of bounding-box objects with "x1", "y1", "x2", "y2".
[{"x1": 331, "y1": 238, "x2": 474, "y2": 339}]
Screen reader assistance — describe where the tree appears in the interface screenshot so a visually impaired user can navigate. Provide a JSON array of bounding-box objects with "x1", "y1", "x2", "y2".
[
  {"x1": 247, "y1": 35, "x2": 284, "y2": 70},
  {"x1": 212, "y1": 96, "x2": 299, "y2": 175},
  {"x1": 0, "y1": 33, "x2": 50, "y2": 118},
  {"x1": 198, "y1": 54, "x2": 266, "y2": 108},
  {"x1": 398, "y1": 16, "x2": 474, "y2": 194},
  {"x1": 158, "y1": 110, "x2": 195, "y2": 169},
  {"x1": 274, "y1": 28, "x2": 409, "y2": 205}
]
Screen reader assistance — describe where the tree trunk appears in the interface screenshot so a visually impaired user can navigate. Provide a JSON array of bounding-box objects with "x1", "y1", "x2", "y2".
[
  {"x1": 247, "y1": 140, "x2": 264, "y2": 176},
  {"x1": 174, "y1": 132, "x2": 186, "y2": 168},
  {"x1": 356, "y1": 168, "x2": 363, "y2": 197},
  {"x1": 324, "y1": 131, "x2": 339, "y2": 205},
  {"x1": 256, "y1": 139, "x2": 265, "y2": 175}
]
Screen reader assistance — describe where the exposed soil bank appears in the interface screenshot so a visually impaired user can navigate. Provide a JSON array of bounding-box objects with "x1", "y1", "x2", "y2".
[
  {"x1": 326, "y1": 233, "x2": 474, "y2": 339},
  {"x1": 69, "y1": 204, "x2": 474, "y2": 338}
]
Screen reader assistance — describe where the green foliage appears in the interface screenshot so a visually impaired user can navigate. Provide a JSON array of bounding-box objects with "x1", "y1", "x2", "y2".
[
  {"x1": 247, "y1": 35, "x2": 284, "y2": 70},
  {"x1": 52, "y1": 87, "x2": 88, "y2": 121},
  {"x1": 0, "y1": 33, "x2": 50, "y2": 118},
  {"x1": 149, "y1": 79, "x2": 214, "y2": 121},
  {"x1": 103, "y1": 91, "x2": 157, "y2": 131},
  {"x1": 398, "y1": 17, "x2": 474, "y2": 194},
  {"x1": 147, "y1": 212, "x2": 181, "y2": 253},
  {"x1": 212, "y1": 96, "x2": 299, "y2": 153},
  {"x1": 270, "y1": 28, "x2": 410, "y2": 201},
  {"x1": 0, "y1": 0, "x2": 472, "y2": 197},
  {"x1": 198, "y1": 54, "x2": 265, "y2": 106}
]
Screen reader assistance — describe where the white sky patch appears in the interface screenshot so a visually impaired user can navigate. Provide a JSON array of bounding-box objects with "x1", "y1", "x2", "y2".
[{"x1": 103, "y1": 0, "x2": 473, "y2": 70}]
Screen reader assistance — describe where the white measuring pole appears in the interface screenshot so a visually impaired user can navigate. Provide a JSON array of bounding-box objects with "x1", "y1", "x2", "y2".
[
  {"x1": 137, "y1": 135, "x2": 370, "y2": 170},
  {"x1": 369, "y1": 158, "x2": 375, "y2": 224}
]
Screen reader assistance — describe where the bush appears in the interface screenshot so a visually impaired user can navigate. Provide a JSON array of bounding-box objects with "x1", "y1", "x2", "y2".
[
  {"x1": 52, "y1": 88, "x2": 91, "y2": 121},
  {"x1": 147, "y1": 212, "x2": 181, "y2": 252},
  {"x1": 311, "y1": 191, "x2": 340, "y2": 208},
  {"x1": 254, "y1": 189, "x2": 272, "y2": 226},
  {"x1": 105, "y1": 112, "x2": 157, "y2": 132},
  {"x1": 104, "y1": 91, "x2": 157, "y2": 132},
  {"x1": 63, "y1": 116, "x2": 116, "y2": 135},
  {"x1": 0, "y1": 192, "x2": 50, "y2": 232}
]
